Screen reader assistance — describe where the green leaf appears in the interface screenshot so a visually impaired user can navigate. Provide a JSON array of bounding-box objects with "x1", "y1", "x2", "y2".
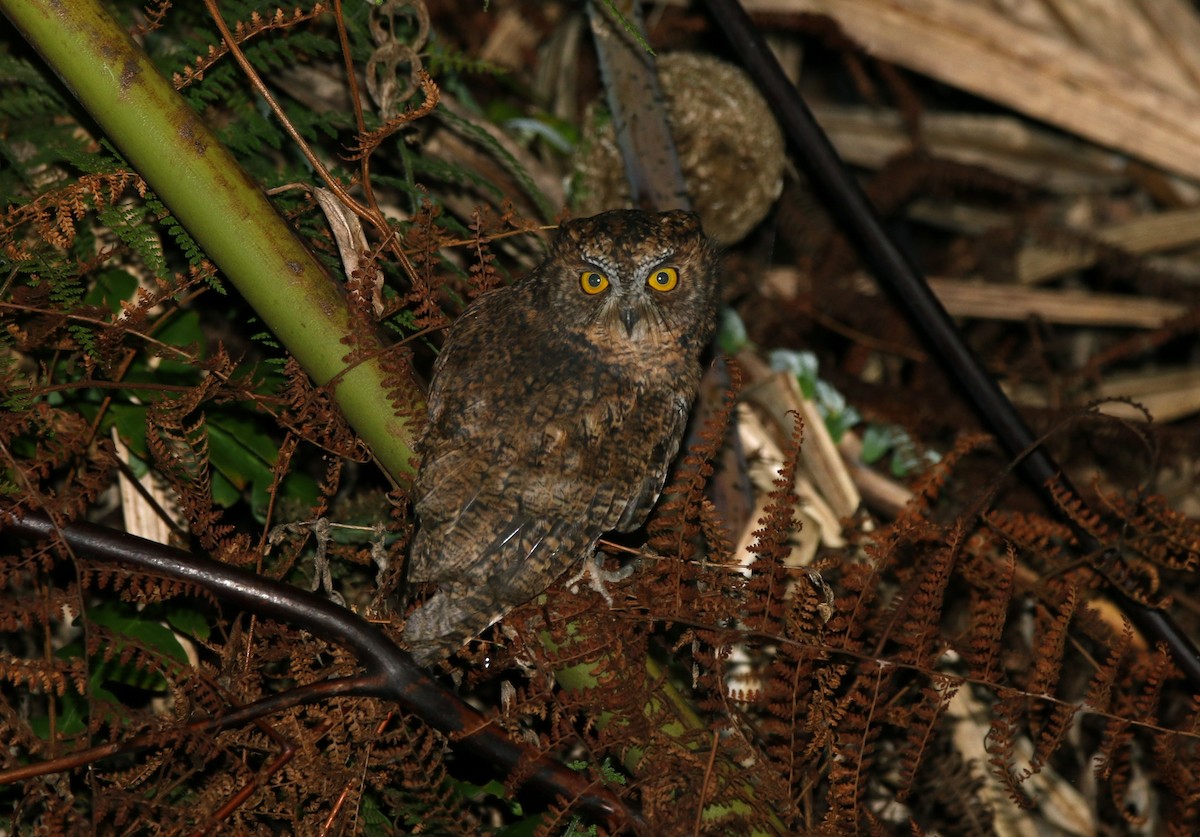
[
  {"x1": 165, "y1": 606, "x2": 211, "y2": 641},
  {"x1": 453, "y1": 777, "x2": 523, "y2": 817},
  {"x1": 156, "y1": 310, "x2": 204, "y2": 352},
  {"x1": 717, "y1": 307, "x2": 750, "y2": 356},
  {"x1": 859, "y1": 424, "x2": 940, "y2": 477},
  {"x1": 813, "y1": 380, "x2": 860, "y2": 442},
  {"x1": 31, "y1": 691, "x2": 87, "y2": 739},
  {"x1": 210, "y1": 468, "x2": 242, "y2": 508},
  {"x1": 860, "y1": 424, "x2": 894, "y2": 465},
  {"x1": 767, "y1": 348, "x2": 818, "y2": 398},
  {"x1": 86, "y1": 601, "x2": 189, "y2": 665},
  {"x1": 208, "y1": 414, "x2": 279, "y2": 476},
  {"x1": 207, "y1": 411, "x2": 319, "y2": 515},
  {"x1": 107, "y1": 402, "x2": 149, "y2": 458},
  {"x1": 84, "y1": 269, "x2": 138, "y2": 313},
  {"x1": 358, "y1": 793, "x2": 395, "y2": 835}
]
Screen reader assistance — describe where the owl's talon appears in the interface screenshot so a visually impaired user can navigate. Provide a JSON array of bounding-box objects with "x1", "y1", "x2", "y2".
[{"x1": 567, "y1": 554, "x2": 634, "y2": 606}]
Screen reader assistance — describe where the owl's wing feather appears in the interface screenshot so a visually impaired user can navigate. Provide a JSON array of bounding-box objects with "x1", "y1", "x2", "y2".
[
  {"x1": 404, "y1": 511, "x2": 604, "y2": 664},
  {"x1": 405, "y1": 375, "x2": 670, "y2": 651},
  {"x1": 612, "y1": 392, "x2": 691, "y2": 531}
]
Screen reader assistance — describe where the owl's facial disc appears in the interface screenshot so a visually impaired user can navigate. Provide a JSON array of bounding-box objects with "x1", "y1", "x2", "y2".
[
  {"x1": 608, "y1": 294, "x2": 662, "y2": 343},
  {"x1": 575, "y1": 248, "x2": 687, "y2": 343},
  {"x1": 589, "y1": 292, "x2": 655, "y2": 343}
]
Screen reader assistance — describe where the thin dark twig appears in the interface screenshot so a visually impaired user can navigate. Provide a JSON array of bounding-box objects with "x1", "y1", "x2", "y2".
[{"x1": 700, "y1": 0, "x2": 1200, "y2": 687}]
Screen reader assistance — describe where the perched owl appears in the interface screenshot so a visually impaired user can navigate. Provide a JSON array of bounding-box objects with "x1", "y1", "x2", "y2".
[{"x1": 403, "y1": 209, "x2": 720, "y2": 665}]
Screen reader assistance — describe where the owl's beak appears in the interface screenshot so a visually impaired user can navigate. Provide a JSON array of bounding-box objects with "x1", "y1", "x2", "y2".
[{"x1": 620, "y1": 306, "x2": 640, "y2": 336}]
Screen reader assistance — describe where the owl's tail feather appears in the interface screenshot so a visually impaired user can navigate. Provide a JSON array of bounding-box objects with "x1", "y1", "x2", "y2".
[
  {"x1": 403, "y1": 522, "x2": 605, "y2": 665},
  {"x1": 403, "y1": 589, "x2": 501, "y2": 666}
]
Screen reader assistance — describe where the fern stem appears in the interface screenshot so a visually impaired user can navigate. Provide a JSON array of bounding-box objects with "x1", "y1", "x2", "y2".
[{"x1": 1, "y1": 0, "x2": 421, "y2": 482}]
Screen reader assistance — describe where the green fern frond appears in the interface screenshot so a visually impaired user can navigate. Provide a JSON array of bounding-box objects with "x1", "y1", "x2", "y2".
[
  {"x1": 97, "y1": 202, "x2": 168, "y2": 279},
  {"x1": 48, "y1": 272, "x2": 84, "y2": 307},
  {"x1": 0, "y1": 86, "x2": 61, "y2": 121},
  {"x1": 0, "y1": 327, "x2": 33, "y2": 411},
  {"x1": 433, "y1": 108, "x2": 554, "y2": 221},
  {"x1": 0, "y1": 50, "x2": 53, "y2": 84},
  {"x1": 67, "y1": 323, "x2": 99, "y2": 361},
  {"x1": 249, "y1": 30, "x2": 341, "y2": 73},
  {"x1": 144, "y1": 195, "x2": 209, "y2": 275},
  {"x1": 56, "y1": 143, "x2": 127, "y2": 176},
  {"x1": 424, "y1": 40, "x2": 509, "y2": 78},
  {"x1": 0, "y1": 52, "x2": 67, "y2": 121},
  {"x1": 406, "y1": 156, "x2": 506, "y2": 200}
]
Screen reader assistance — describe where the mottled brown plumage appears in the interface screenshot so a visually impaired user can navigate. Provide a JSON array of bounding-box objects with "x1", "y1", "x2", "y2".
[{"x1": 403, "y1": 209, "x2": 719, "y2": 664}]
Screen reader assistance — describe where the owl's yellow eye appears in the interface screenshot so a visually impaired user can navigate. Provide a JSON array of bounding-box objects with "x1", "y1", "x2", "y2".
[
  {"x1": 648, "y1": 267, "x2": 679, "y2": 292},
  {"x1": 581, "y1": 271, "x2": 609, "y2": 295}
]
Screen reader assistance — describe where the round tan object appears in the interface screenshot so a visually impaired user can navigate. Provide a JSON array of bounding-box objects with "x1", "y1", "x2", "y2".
[{"x1": 572, "y1": 52, "x2": 786, "y2": 245}]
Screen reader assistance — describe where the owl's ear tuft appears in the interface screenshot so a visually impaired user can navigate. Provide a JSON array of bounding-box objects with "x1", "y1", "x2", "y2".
[
  {"x1": 666, "y1": 209, "x2": 701, "y2": 227},
  {"x1": 552, "y1": 216, "x2": 598, "y2": 257}
]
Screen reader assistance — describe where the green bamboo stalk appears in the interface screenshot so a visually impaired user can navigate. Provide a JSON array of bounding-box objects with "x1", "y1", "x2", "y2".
[{"x1": 1, "y1": 0, "x2": 420, "y2": 483}]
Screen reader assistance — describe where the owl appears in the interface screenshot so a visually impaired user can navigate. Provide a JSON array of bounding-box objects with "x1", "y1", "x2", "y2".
[{"x1": 402, "y1": 209, "x2": 720, "y2": 665}]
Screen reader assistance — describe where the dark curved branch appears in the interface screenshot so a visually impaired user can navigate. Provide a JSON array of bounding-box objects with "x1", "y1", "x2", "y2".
[
  {"x1": 1, "y1": 510, "x2": 644, "y2": 833},
  {"x1": 701, "y1": 0, "x2": 1200, "y2": 688}
]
